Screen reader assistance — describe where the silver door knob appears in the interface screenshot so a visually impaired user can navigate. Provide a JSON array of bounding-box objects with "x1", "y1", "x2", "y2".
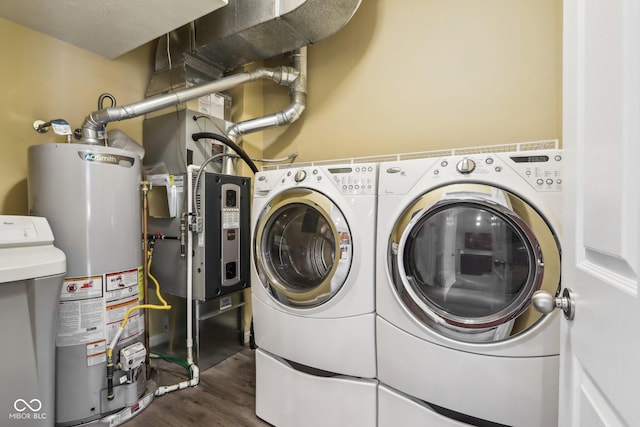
[{"x1": 531, "y1": 288, "x2": 575, "y2": 320}]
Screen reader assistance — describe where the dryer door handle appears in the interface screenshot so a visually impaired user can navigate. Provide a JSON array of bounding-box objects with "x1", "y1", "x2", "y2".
[{"x1": 532, "y1": 288, "x2": 575, "y2": 320}]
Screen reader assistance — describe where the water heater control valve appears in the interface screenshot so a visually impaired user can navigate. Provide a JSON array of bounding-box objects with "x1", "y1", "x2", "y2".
[{"x1": 119, "y1": 342, "x2": 146, "y2": 371}]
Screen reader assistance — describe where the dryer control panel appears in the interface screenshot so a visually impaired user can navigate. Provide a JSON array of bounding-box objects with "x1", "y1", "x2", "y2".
[
  {"x1": 259, "y1": 163, "x2": 378, "y2": 196},
  {"x1": 325, "y1": 164, "x2": 377, "y2": 195}
]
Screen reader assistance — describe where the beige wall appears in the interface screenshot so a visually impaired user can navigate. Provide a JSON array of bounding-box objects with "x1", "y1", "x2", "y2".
[
  {"x1": 0, "y1": 17, "x2": 154, "y2": 215},
  {"x1": 0, "y1": 1, "x2": 562, "y2": 210},
  {"x1": 262, "y1": 0, "x2": 562, "y2": 162}
]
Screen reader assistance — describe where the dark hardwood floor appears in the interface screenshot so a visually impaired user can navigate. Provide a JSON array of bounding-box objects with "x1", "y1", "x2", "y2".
[{"x1": 126, "y1": 348, "x2": 271, "y2": 426}]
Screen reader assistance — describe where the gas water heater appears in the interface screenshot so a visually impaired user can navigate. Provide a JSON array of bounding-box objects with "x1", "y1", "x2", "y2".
[{"x1": 28, "y1": 143, "x2": 146, "y2": 426}]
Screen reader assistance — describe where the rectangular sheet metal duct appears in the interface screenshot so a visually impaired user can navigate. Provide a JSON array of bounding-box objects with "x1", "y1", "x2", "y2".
[{"x1": 147, "y1": 0, "x2": 361, "y2": 95}]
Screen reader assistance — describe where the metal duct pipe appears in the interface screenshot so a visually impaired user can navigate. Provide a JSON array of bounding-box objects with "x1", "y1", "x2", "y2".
[
  {"x1": 78, "y1": 66, "x2": 300, "y2": 145},
  {"x1": 223, "y1": 47, "x2": 307, "y2": 174},
  {"x1": 228, "y1": 48, "x2": 307, "y2": 141}
]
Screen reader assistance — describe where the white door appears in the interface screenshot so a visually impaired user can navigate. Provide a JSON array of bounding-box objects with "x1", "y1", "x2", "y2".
[{"x1": 560, "y1": 0, "x2": 640, "y2": 425}]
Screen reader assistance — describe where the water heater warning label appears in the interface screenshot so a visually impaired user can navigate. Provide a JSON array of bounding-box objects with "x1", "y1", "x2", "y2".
[
  {"x1": 56, "y1": 269, "x2": 143, "y2": 363},
  {"x1": 86, "y1": 339, "x2": 107, "y2": 366},
  {"x1": 106, "y1": 296, "x2": 143, "y2": 345},
  {"x1": 106, "y1": 269, "x2": 139, "y2": 292},
  {"x1": 57, "y1": 296, "x2": 105, "y2": 347},
  {"x1": 60, "y1": 276, "x2": 103, "y2": 301}
]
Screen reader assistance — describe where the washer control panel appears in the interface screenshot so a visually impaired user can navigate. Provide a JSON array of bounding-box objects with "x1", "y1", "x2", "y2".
[
  {"x1": 428, "y1": 150, "x2": 562, "y2": 192},
  {"x1": 504, "y1": 152, "x2": 563, "y2": 191}
]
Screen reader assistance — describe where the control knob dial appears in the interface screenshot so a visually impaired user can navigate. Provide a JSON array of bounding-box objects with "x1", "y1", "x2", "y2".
[
  {"x1": 294, "y1": 169, "x2": 307, "y2": 182},
  {"x1": 456, "y1": 157, "x2": 476, "y2": 174}
]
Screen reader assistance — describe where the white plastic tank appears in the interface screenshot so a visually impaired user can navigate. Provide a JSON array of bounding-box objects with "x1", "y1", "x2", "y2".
[
  {"x1": 0, "y1": 215, "x2": 65, "y2": 427},
  {"x1": 28, "y1": 143, "x2": 146, "y2": 426}
]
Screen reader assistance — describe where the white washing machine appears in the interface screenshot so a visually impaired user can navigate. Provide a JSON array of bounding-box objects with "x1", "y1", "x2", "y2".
[
  {"x1": 376, "y1": 142, "x2": 562, "y2": 427},
  {"x1": 251, "y1": 161, "x2": 378, "y2": 427}
]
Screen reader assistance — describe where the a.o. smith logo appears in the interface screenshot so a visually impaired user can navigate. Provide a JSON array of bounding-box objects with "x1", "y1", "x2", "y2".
[
  {"x1": 9, "y1": 398, "x2": 46, "y2": 421},
  {"x1": 78, "y1": 150, "x2": 134, "y2": 166}
]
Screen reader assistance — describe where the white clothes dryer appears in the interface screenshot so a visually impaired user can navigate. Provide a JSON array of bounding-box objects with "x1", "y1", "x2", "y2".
[
  {"x1": 376, "y1": 143, "x2": 562, "y2": 427},
  {"x1": 252, "y1": 162, "x2": 378, "y2": 427}
]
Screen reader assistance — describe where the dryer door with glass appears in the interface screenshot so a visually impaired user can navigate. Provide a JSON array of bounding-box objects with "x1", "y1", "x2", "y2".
[
  {"x1": 389, "y1": 183, "x2": 561, "y2": 343},
  {"x1": 254, "y1": 188, "x2": 352, "y2": 308}
]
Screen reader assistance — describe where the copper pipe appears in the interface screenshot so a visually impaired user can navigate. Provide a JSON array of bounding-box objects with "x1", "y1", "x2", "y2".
[{"x1": 141, "y1": 181, "x2": 151, "y2": 378}]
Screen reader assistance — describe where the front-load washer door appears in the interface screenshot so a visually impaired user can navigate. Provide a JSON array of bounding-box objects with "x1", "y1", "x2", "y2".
[
  {"x1": 254, "y1": 188, "x2": 352, "y2": 308},
  {"x1": 389, "y1": 183, "x2": 561, "y2": 343}
]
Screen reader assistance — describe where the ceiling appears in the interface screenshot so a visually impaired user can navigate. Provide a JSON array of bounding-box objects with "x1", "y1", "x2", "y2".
[{"x1": 0, "y1": 0, "x2": 228, "y2": 59}]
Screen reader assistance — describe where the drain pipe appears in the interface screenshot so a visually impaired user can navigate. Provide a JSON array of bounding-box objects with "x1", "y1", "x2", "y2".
[
  {"x1": 76, "y1": 65, "x2": 300, "y2": 145},
  {"x1": 223, "y1": 47, "x2": 307, "y2": 174},
  {"x1": 155, "y1": 164, "x2": 200, "y2": 396}
]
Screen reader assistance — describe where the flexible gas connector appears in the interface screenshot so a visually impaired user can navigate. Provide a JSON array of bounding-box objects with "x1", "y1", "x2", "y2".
[
  {"x1": 105, "y1": 249, "x2": 171, "y2": 401},
  {"x1": 106, "y1": 357, "x2": 115, "y2": 401}
]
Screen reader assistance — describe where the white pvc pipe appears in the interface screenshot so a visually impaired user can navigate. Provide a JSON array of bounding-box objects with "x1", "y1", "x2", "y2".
[
  {"x1": 186, "y1": 165, "x2": 196, "y2": 365},
  {"x1": 156, "y1": 165, "x2": 201, "y2": 396}
]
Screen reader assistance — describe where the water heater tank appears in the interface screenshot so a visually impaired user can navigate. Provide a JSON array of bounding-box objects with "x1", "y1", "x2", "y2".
[{"x1": 28, "y1": 143, "x2": 146, "y2": 426}]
